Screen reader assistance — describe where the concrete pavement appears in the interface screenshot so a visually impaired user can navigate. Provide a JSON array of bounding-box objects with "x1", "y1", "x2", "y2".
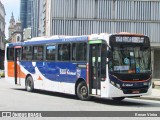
[{"x1": 137, "y1": 86, "x2": 160, "y2": 101}]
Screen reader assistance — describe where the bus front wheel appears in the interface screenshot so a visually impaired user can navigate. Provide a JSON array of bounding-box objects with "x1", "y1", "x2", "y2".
[
  {"x1": 25, "y1": 76, "x2": 34, "y2": 92},
  {"x1": 76, "y1": 81, "x2": 91, "y2": 101}
]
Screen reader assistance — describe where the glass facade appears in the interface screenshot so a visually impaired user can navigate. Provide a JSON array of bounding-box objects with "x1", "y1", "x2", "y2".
[{"x1": 20, "y1": 0, "x2": 32, "y2": 30}]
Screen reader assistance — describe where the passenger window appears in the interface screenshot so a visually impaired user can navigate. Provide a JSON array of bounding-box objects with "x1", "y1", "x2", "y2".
[
  {"x1": 7, "y1": 48, "x2": 14, "y2": 61},
  {"x1": 58, "y1": 44, "x2": 70, "y2": 61},
  {"x1": 46, "y1": 45, "x2": 56, "y2": 61},
  {"x1": 33, "y1": 46, "x2": 43, "y2": 61},
  {"x1": 72, "y1": 43, "x2": 87, "y2": 61},
  {"x1": 22, "y1": 46, "x2": 33, "y2": 60}
]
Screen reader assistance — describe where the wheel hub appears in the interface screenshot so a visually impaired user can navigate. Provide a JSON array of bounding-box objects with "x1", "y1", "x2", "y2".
[{"x1": 81, "y1": 86, "x2": 87, "y2": 96}]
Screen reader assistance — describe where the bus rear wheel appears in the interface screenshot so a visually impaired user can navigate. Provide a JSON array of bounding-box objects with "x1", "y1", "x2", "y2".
[
  {"x1": 76, "y1": 81, "x2": 91, "y2": 101},
  {"x1": 112, "y1": 97, "x2": 125, "y2": 101},
  {"x1": 25, "y1": 76, "x2": 34, "y2": 92}
]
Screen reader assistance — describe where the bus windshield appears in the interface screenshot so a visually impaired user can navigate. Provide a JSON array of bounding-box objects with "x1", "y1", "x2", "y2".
[{"x1": 110, "y1": 46, "x2": 151, "y2": 74}]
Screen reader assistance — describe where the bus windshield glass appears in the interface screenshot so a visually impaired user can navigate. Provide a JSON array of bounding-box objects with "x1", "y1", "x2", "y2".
[{"x1": 109, "y1": 35, "x2": 151, "y2": 74}]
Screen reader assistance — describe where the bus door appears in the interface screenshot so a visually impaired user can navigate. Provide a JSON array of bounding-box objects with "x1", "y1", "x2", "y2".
[
  {"x1": 89, "y1": 41, "x2": 106, "y2": 96},
  {"x1": 14, "y1": 47, "x2": 21, "y2": 85}
]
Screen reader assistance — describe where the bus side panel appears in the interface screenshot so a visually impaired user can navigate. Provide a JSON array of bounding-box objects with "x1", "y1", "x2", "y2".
[
  {"x1": 106, "y1": 74, "x2": 152, "y2": 97},
  {"x1": 56, "y1": 62, "x2": 77, "y2": 83},
  {"x1": 7, "y1": 61, "x2": 14, "y2": 77},
  {"x1": 36, "y1": 61, "x2": 87, "y2": 94},
  {"x1": 6, "y1": 61, "x2": 26, "y2": 85},
  {"x1": 34, "y1": 61, "x2": 78, "y2": 94},
  {"x1": 107, "y1": 83, "x2": 152, "y2": 98},
  {"x1": 5, "y1": 61, "x2": 15, "y2": 84}
]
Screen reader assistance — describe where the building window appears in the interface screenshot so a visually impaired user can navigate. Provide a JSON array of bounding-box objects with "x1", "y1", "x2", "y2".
[{"x1": 17, "y1": 36, "x2": 20, "y2": 42}]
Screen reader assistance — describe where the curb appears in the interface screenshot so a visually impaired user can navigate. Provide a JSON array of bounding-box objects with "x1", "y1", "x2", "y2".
[{"x1": 135, "y1": 96, "x2": 160, "y2": 101}]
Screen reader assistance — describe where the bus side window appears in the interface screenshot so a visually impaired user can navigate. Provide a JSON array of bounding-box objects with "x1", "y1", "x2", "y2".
[
  {"x1": 46, "y1": 45, "x2": 56, "y2": 61},
  {"x1": 33, "y1": 46, "x2": 44, "y2": 61},
  {"x1": 72, "y1": 43, "x2": 87, "y2": 61},
  {"x1": 22, "y1": 46, "x2": 33, "y2": 61},
  {"x1": 7, "y1": 48, "x2": 14, "y2": 61},
  {"x1": 58, "y1": 44, "x2": 70, "y2": 61}
]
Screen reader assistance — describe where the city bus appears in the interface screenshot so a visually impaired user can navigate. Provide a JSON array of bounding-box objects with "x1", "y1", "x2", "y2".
[{"x1": 4, "y1": 33, "x2": 152, "y2": 101}]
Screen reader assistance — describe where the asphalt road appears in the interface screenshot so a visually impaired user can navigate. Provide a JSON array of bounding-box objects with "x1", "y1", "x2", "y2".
[
  {"x1": 0, "y1": 78, "x2": 160, "y2": 111},
  {"x1": 1, "y1": 78, "x2": 160, "y2": 120}
]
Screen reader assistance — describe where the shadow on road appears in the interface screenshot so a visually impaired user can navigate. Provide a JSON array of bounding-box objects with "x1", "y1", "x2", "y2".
[
  {"x1": 12, "y1": 88, "x2": 160, "y2": 107},
  {"x1": 12, "y1": 88, "x2": 77, "y2": 100}
]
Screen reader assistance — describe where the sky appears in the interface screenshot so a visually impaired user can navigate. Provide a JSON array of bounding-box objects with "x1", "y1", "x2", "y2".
[{"x1": 1, "y1": 0, "x2": 20, "y2": 39}]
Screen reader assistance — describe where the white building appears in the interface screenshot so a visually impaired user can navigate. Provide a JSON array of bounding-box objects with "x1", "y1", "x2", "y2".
[
  {"x1": 31, "y1": 0, "x2": 160, "y2": 80},
  {"x1": 0, "y1": 0, "x2": 5, "y2": 50}
]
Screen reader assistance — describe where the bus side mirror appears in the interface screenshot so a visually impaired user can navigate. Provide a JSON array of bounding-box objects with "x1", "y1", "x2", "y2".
[{"x1": 106, "y1": 50, "x2": 113, "y2": 59}]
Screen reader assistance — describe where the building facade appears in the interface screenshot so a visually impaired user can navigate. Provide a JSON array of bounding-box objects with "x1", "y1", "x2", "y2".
[
  {"x1": 49, "y1": 0, "x2": 160, "y2": 80},
  {"x1": 30, "y1": 0, "x2": 160, "y2": 80},
  {"x1": 31, "y1": 0, "x2": 42, "y2": 37},
  {"x1": 8, "y1": 13, "x2": 23, "y2": 43},
  {"x1": 0, "y1": 1, "x2": 5, "y2": 69},
  {"x1": 0, "y1": 1, "x2": 5, "y2": 50},
  {"x1": 20, "y1": 0, "x2": 32, "y2": 30}
]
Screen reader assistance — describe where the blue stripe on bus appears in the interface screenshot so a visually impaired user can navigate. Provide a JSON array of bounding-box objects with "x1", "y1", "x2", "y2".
[{"x1": 20, "y1": 61, "x2": 87, "y2": 83}]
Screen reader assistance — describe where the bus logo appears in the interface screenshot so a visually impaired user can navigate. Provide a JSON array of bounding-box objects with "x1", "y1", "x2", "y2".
[{"x1": 59, "y1": 69, "x2": 76, "y2": 75}]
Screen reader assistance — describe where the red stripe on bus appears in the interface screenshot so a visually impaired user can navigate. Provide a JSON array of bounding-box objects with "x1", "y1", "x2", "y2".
[
  {"x1": 86, "y1": 63, "x2": 89, "y2": 85},
  {"x1": 110, "y1": 74, "x2": 151, "y2": 83}
]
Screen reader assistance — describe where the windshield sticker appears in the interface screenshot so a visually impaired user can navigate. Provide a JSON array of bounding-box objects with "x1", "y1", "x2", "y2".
[
  {"x1": 136, "y1": 68, "x2": 140, "y2": 73},
  {"x1": 98, "y1": 57, "x2": 101, "y2": 62},
  {"x1": 130, "y1": 52, "x2": 134, "y2": 56},
  {"x1": 124, "y1": 58, "x2": 129, "y2": 65},
  {"x1": 114, "y1": 66, "x2": 129, "y2": 71}
]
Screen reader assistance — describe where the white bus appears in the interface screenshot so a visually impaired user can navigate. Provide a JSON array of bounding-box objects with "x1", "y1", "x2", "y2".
[{"x1": 5, "y1": 33, "x2": 152, "y2": 101}]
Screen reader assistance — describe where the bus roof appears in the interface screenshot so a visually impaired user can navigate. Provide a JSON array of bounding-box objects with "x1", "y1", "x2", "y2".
[
  {"x1": 7, "y1": 32, "x2": 147, "y2": 47},
  {"x1": 7, "y1": 35, "x2": 89, "y2": 47}
]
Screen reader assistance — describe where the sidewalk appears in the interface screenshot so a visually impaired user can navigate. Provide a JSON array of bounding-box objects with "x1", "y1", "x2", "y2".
[{"x1": 137, "y1": 86, "x2": 160, "y2": 101}]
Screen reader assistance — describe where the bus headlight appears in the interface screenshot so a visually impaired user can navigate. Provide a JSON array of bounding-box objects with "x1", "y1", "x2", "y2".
[
  {"x1": 110, "y1": 80, "x2": 121, "y2": 89},
  {"x1": 111, "y1": 81, "x2": 115, "y2": 85},
  {"x1": 143, "y1": 82, "x2": 148, "y2": 86},
  {"x1": 116, "y1": 83, "x2": 121, "y2": 89}
]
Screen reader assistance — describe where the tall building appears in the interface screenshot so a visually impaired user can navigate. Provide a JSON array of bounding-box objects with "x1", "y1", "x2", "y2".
[
  {"x1": 44, "y1": 0, "x2": 52, "y2": 36},
  {"x1": 31, "y1": 0, "x2": 40, "y2": 37},
  {"x1": 22, "y1": 0, "x2": 44, "y2": 37},
  {"x1": 31, "y1": 0, "x2": 46, "y2": 37},
  {"x1": 20, "y1": 0, "x2": 32, "y2": 30}
]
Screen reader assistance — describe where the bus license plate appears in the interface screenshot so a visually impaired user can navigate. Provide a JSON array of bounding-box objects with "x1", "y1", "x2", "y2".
[{"x1": 132, "y1": 90, "x2": 140, "y2": 94}]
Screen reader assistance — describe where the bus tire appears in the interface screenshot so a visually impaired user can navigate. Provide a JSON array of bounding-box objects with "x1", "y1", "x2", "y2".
[
  {"x1": 112, "y1": 97, "x2": 125, "y2": 101},
  {"x1": 25, "y1": 76, "x2": 34, "y2": 92},
  {"x1": 76, "y1": 81, "x2": 91, "y2": 101}
]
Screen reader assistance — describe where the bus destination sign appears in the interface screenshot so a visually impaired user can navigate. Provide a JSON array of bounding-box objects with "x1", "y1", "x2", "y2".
[{"x1": 115, "y1": 37, "x2": 144, "y2": 43}]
